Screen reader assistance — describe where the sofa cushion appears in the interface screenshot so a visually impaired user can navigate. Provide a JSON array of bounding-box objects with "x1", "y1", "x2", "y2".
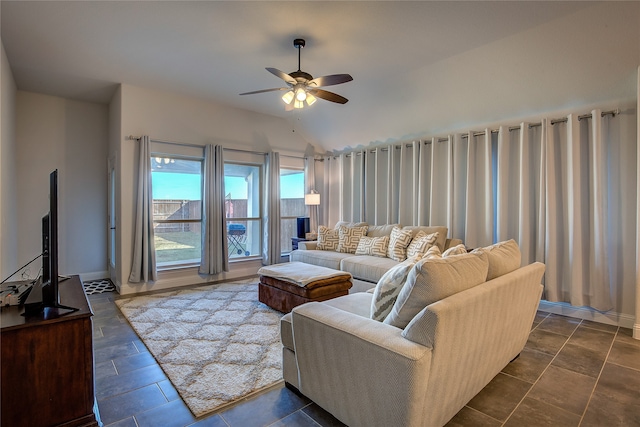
[
  {"x1": 355, "y1": 235, "x2": 389, "y2": 257},
  {"x1": 366, "y1": 224, "x2": 399, "y2": 237},
  {"x1": 423, "y1": 245, "x2": 442, "y2": 259},
  {"x1": 387, "y1": 226, "x2": 413, "y2": 262},
  {"x1": 407, "y1": 232, "x2": 439, "y2": 258},
  {"x1": 317, "y1": 226, "x2": 339, "y2": 251},
  {"x1": 384, "y1": 251, "x2": 489, "y2": 329},
  {"x1": 472, "y1": 239, "x2": 521, "y2": 280},
  {"x1": 334, "y1": 221, "x2": 368, "y2": 229},
  {"x1": 340, "y1": 255, "x2": 399, "y2": 283},
  {"x1": 402, "y1": 226, "x2": 448, "y2": 251},
  {"x1": 338, "y1": 225, "x2": 369, "y2": 254},
  {"x1": 370, "y1": 256, "x2": 420, "y2": 321},
  {"x1": 443, "y1": 244, "x2": 467, "y2": 257},
  {"x1": 290, "y1": 249, "x2": 357, "y2": 271}
]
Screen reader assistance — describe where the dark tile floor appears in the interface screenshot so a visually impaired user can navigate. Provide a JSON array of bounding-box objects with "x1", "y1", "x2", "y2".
[{"x1": 89, "y1": 291, "x2": 640, "y2": 427}]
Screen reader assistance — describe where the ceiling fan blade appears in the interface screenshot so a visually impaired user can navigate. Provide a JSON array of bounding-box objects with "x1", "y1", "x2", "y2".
[
  {"x1": 239, "y1": 87, "x2": 288, "y2": 95},
  {"x1": 308, "y1": 88, "x2": 349, "y2": 104},
  {"x1": 308, "y1": 74, "x2": 353, "y2": 87},
  {"x1": 266, "y1": 68, "x2": 297, "y2": 85}
]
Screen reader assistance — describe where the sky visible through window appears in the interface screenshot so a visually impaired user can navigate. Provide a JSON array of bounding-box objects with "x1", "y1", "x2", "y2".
[{"x1": 152, "y1": 172, "x2": 304, "y2": 199}]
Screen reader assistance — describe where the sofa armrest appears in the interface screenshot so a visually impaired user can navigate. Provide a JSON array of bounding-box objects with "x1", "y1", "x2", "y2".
[
  {"x1": 291, "y1": 302, "x2": 432, "y2": 427},
  {"x1": 297, "y1": 241, "x2": 317, "y2": 250}
]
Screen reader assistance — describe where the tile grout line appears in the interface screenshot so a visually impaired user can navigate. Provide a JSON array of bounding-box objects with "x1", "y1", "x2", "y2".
[
  {"x1": 500, "y1": 317, "x2": 581, "y2": 426},
  {"x1": 576, "y1": 326, "x2": 619, "y2": 427}
]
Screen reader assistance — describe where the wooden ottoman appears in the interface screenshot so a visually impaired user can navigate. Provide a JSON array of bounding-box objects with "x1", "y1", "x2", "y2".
[{"x1": 257, "y1": 262, "x2": 352, "y2": 313}]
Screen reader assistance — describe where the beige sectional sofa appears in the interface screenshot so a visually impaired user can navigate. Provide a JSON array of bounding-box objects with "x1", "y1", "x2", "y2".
[
  {"x1": 281, "y1": 240, "x2": 545, "y2": 427},
  {"x1": 290, "y1": 223, "x2": 463, "y2": 292}
]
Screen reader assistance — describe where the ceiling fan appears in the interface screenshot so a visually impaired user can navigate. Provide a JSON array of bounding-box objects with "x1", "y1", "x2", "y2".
[{"x1": 240, "y1": 38, "x2": 353, "y2": 110}]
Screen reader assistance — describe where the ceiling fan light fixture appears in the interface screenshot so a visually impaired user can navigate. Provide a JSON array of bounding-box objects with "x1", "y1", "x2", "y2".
[
  {"x1": 282, "y1": 90, "x2": 294, "y2": 104},
  {"x1": 294, "y1": 99, "x2": 305, "y2": 109},
  {"x1": 295, "y1": 87, "x2": 307, "y2": 102},
  {"x1": 306, "y1": 93, "x2": 317, "y2": 106}
]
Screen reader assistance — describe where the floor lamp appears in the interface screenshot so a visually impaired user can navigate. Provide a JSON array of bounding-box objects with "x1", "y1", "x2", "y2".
[{"x1": 304, "y1": 190, "x2": 320, "y2": 238}]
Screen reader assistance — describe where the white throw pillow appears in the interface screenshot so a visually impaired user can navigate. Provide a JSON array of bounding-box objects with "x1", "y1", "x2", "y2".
[
  {"x1": 370, "y1": 256, "x2": 420, "y2": 321},
  {"x1": 355, "y1": 235, "x2": 389, "y2": 257},
  {"x1": 383, "y1": 251, "x2": 489, "y2": 329},
  {"x1": 472, "y1": 239, "x2": 521, "y2": 280},
  {"x1": 387, "y1": 226, "x2": 413, "y2": 262},
  {"x1": 316, "y1": 226, "x2": 339, "y2": 251},
  {"x1": 337, "y1": 225, "x2": 368, "y2": 254},
  {"x1": 407, "y1": 232, "x2": 439, "y2": 258},
  {"x1": 423, "y1": 245, "x2": 442, "y2": 259},
  {"x1": 442, "y1": 244, "x2": 467, "y2": 257}
]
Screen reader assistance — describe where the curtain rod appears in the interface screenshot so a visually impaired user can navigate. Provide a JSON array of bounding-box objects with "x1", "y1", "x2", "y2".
[
  {"x1": 125, "y1": 135, "x2": 304, "y2": 159},
  {"x1": 327, "y1": 108, "x2": 621, "y2": 156}
]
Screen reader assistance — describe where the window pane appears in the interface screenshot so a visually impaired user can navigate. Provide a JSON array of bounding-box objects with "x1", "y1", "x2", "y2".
[
  {"x1": 280, "y1": 218, "x2": 298, "y2": 252},
  {"x1": 224, "y1": 164, "x2": 261, "y2": 219},
  {"x1": 152, "y1": 157, "x2": 202, "y2": 266},
  {"x1": 280, "y1": 169, "x2": 305, "y2": 217},
  {"x1": 227, "y1": 220, "x2": 261, "y2": 258}
]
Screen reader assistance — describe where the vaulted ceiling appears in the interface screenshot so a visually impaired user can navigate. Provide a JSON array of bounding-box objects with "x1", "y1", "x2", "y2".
[{"x1": 2, "y1": 1, "x2": 639, "y2": 152}]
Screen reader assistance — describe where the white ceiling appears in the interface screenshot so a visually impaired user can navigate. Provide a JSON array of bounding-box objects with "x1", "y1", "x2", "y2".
[{"x1": 2, "y1": 1, "x2": 639, "y2": 152}]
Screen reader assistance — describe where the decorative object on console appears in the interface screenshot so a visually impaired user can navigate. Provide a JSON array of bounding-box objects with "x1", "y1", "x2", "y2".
[
  {"x1": 296, "y1": 217, "x2": 310, "y2": 238},
  {"x1": 239, "y1": 39, "x2": 353, "y2": 110}
]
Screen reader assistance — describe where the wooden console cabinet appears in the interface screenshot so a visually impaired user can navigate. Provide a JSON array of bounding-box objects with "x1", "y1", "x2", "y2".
[{"x1": 1, "y1": 275, "x2": 100, "y2": 427}]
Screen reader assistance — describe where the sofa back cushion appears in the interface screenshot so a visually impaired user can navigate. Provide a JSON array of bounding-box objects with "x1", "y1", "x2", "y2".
[
  {"x1": 317, "y1": 226, "x2": 339, "y2": 251},
  {"x1": 472, "y1": 239, "x2": 521, "y2": 280},
  {"x1": 384, "y1": 251, "x2": 489, "y2": 329},
  {"x1": 334, "y1": 221, "x2": 368, "y2": 229},
  {"x1": 402, "y1": 226, "x2": 448, "y2": 251},
  {"x1": 366, "y1": 224, "x2": 399, "y2": 237}
]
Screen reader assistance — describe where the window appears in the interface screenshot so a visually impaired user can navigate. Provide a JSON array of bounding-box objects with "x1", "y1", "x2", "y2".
[
  {"x1": 280, "y1": 168, "x2": 305, "y2": 254},
  {"x1": 224, "y1": 163, "x2": 262, "y2": 259},
  {"x1": 151, "y1": 156, "x2": 202, "y2": 267}
]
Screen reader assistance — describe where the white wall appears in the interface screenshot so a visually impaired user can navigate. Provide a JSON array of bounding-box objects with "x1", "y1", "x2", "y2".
[
  {"x1": 15, "y1": 91, "x2": 108, "y2": 280},
  {"x1": 1, "y1": 40, "x2": 18, "y2": 280},
  {"x1": 115, "y1": 84, "x2": 317, "y2": 295}
]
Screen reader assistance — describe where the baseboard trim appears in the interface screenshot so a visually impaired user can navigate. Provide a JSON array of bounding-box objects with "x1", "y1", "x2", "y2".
[
  {"x1": 634, "y1": 323, "x2": 640, "y2": 339},
  {"x1": 538, "y1": 300, "x2": 635, "y2": 329}
]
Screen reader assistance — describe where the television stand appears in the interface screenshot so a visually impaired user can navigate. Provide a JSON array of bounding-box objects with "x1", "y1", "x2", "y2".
[{"x1": 1, "y1": 275, "x2": 100, "y2": 426}]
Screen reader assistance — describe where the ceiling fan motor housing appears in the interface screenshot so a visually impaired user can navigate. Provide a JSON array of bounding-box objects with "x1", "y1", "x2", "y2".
[{"x1": 293, "y1": 38, "x2": 306, "y2": 49}]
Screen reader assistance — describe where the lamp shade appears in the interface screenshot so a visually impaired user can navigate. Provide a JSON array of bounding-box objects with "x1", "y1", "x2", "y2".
[{"x1": 305, "y1": 191, "x2": 320, "y2": 206}]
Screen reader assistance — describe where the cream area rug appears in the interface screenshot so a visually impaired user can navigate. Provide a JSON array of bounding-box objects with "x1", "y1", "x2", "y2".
[{"x1": 114, "y1": 279, "x2": 283, "y2": 417}]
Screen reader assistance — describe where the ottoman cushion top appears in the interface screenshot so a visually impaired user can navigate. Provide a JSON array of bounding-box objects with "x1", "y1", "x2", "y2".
[{"x1": 258, "y1": 262, "x2": 352, "y2": 287}]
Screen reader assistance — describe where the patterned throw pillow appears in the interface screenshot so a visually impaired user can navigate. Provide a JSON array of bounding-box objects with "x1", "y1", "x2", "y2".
[
  {"x1": 316, "y1": 226, "x2": 339, "y2": 251},
  {"x1": 443, "y1": 244, "x2": 468, "y2": 257},
  {"x1": 423, "y1": 245, "x2": 442, "y2": 259},
  {"x1": 387, "y1": 226, "x2": 413, "y2": 262},
  {"x1": 337, "y1": 225, "x2": 368, "y2": 254},
  {"x1": 406, "y1": 232, "x2": 439, "y2": 258},
  {"x1": 355, "y1": 235, "x2": 389, "y2": 257},
  {"x1": 370, "y1": 256, "x2": 420, "y2": 321}
]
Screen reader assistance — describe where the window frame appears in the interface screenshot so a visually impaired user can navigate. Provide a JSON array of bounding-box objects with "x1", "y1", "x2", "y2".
[
  {"x1": 279, "y1": 167, "x2": 306, "y2": 255},
  {"x1": 224, "y1": 161, "x2": 264, "y2": 261}
]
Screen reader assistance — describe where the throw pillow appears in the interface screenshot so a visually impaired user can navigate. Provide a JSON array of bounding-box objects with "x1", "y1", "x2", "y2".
[
  {"x1": 370, "y1": 256, "x2": 420, "y2": 321},
  {"x1": 442, "y1": 244, "x2": 467, "y2": 257},
  {"x1": 337, "y1": 225, "x2": 368, "y2": 254},
  {"x1": 383, "y1": 251, "x2": 489, "y2": 329},
  {"x1": 387, "y1": 226, "x2": 413, "y2": 262},
  {"x1": 355, "y1": 235, "x2": 389, "y2": 257},
  {"x1": 406, "y1": 232, "x2": 439, "y2": 258},
  {"x1": 423, "y1": 245, "x2": 442, "y2": 259},
  {"x1": 472, "y1": 239, "x2": 521, "y2": 280},
  {"x1": 316, "y1": 226, "x2": 339, "y2": 251}
]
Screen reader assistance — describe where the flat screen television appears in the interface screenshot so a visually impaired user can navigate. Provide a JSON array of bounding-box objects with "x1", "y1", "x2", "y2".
[{"x1": 24, "y1": 170, "x2": 76, "y2": 317}]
